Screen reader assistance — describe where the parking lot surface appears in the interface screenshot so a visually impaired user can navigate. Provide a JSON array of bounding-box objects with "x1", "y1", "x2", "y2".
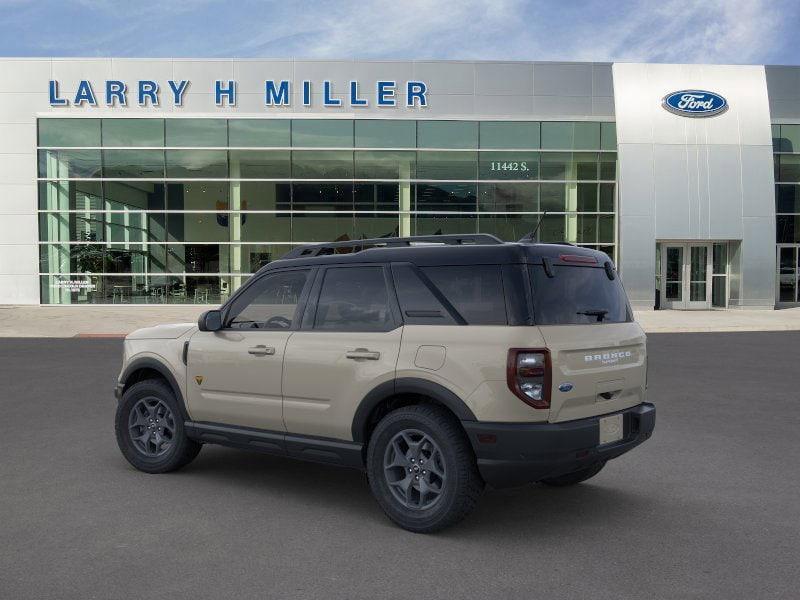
[{"x1": 1, "y1": 332, "x2": 798, "y2": 599}]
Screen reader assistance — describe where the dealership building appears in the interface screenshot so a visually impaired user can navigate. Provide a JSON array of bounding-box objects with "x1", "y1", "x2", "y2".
[{"x1": 0, "y1": 58, "x2": 799, "y2": 309}]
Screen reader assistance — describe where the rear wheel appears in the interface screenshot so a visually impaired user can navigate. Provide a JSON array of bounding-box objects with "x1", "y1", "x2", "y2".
[
  {"x1": 540, "y1": 462, "x2": 605, "y2": 487},
  {"x1": 115, "y1": 379, "x2": 201, "y2": 473},
  {"x1": 367, "y1": 405, "x2": 484, "y2": 533}
]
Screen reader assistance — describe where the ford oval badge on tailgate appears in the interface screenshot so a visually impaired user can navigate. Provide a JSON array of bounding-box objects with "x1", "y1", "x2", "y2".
[{"x1": 558, "y1": 382, "x2": 574, "y2": 393}]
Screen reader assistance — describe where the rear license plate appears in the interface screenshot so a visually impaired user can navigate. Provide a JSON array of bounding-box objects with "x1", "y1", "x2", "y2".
[{"x1": 599, "y1": 414, "x2": 624, "y2": 445}]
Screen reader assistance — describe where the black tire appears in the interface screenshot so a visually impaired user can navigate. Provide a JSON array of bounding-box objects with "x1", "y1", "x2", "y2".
[
  {"x1": 115, "y1": 379, "x2": 201, "y2": 474},
  {"x1": 540, "y1": 462, "x2": 605, "y2": 487},
  {"x1": 367, "y1": 404, "x2": 484, "y2": 533}
]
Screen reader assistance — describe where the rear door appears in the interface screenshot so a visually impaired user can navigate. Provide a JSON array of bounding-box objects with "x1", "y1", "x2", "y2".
[
  {"x1": 530, "y1": 262, "x2": 647, "y2": 423},
  {"x1": 282, "y1": 264, "x2": 403, "y2": 440}
]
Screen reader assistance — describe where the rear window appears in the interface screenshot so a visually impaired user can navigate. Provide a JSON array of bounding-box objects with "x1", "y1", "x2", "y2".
[{"x1": 530, "y1": 264, "x2": 632, "y2": 325}]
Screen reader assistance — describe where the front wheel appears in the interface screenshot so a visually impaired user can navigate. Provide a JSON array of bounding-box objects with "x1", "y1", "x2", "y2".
[
  {"x1": 115, "y1": 379, "x2": 201, "y2": 474},
  {"x1": 367, "y1": 405, "x2": 484, "y2": 533}
]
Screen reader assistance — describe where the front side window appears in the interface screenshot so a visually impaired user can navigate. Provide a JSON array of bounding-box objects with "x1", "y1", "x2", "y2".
[
  {"x1": 227, "y1": 269, "x2": 310, "y2": 329},
  {"x1": 314, "y1": 267, "x2": 393, "y2": 331}
]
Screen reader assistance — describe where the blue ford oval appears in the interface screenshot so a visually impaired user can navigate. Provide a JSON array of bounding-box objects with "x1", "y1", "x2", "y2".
[{"x1": 662, "y1": 90, "x2": 728, "y2": 117}]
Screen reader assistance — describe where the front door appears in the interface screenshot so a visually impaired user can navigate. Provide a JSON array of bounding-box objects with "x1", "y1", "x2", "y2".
[
  {"x1": 282, "y1": 265, "x2": 403, "y2": 441},
  {"x1": 660, "y1": 243, "x2": 712, "y2": 309},
  {"x1": 186, "y1": 267, "x2": 314, "y2": 431}
]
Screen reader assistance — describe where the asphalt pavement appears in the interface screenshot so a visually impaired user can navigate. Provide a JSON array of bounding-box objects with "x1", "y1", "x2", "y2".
[{"x1": 1, "y1": 333, "x2": 798, "y2": 599}]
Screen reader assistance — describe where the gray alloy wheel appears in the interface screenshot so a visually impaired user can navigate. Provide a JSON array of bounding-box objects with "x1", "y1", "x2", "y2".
[
  {"x1": 127, "y1": 396, "x2": 176, "y2": 457},
  {"x1": 383, "y1": 428, "x2": 447, "y2": 510}
]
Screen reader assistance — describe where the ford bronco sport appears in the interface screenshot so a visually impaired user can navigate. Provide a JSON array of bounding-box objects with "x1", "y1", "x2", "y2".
[{"x1": 114, "y1": 234, "x2": 655, "y2": 532}]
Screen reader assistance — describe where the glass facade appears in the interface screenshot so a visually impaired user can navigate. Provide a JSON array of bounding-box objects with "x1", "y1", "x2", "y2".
[
  {"x1": 773, "y1": 124, "x2": 800, "y2": 304},
  {"x1": 37, "y1": 118, "x2": 617, "y2": 304}
]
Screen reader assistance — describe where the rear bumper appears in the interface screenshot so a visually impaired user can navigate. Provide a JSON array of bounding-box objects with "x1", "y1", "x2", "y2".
[{"x1": 462, "y1": 402, "x2": 655, "y2": 489}]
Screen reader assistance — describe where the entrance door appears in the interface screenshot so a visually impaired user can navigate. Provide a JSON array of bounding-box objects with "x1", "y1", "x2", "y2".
[{"x1": 659, "y1": 243, "x2": 712, "y2": 309}]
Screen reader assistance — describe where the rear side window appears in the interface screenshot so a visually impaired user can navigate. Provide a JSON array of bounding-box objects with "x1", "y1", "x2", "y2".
[
  {"x1": 421, "y1": 265, "x2": 507, "y2": 325},
  {"x1": 314, "y1": 266, "x2": 394, "y2": 331},
  {"x1": 530, "y1": 265, "x2": 632, "y2": 325}
]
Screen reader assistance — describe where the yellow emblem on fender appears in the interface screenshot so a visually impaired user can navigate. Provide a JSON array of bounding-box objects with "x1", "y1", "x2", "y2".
[{"x1": 195, "y1": 375, "x2": 204, "y2": 385}]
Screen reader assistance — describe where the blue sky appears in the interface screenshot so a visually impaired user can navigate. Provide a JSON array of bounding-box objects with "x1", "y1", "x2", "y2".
[{"x1": 1, "y1": 0, "x2": 798, "y2": 64}]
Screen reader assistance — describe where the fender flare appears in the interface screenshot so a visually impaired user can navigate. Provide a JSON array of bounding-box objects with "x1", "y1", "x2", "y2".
[
  {"x1": 351, "y1": 377, "x2": 477, "y2": 443},
  {"x1": 119, "y1": 357, "x2": 190, "y2": 422}
]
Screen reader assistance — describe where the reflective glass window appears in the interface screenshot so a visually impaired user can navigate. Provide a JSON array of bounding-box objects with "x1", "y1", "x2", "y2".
[
  {"x1": 38, "y1": 181, "x2": 104, "y2": 211},
  {"x1": 776, "y1": 184, "x2": 800, "y2": 213},
  {"x1": 229, "y1": 150, "x2": 290, "y2": 179},
  {"x1": 105, "y1": 181, "x2": 166, "y2": 211},
  {"x1": 539, "y1": 183, "x2": 566, "y2": 212},
  {"x1": 599, "y1": 153, "x2": 616, "y2": 180},
  {"x1": 478, "y1": 183, "x2": 538, "y2": 212},
  {"x1": 292, "y1": 182, "x2": 354, "y2": 212},
  {"x1": 103, "y1": 150, "x2": 165, "y2": 178},
  {"x1": 599, "y1": 183, "x2": 615, "y2": 212},
  {"x1": 291, "y1": 120, "x2": 353, "y2": 147},
  {"x1": 539, "y1": 153, "x2": 571, "y2": 180},
  {"x1": 540, "y1": 122, "x2": 574, "y2": 150},
  {"x1": 779, "y1": 125, "x2": 800, "y2": 153},
  {"x1": 354, "y1": 151, "x2": 416, "y2": 179},
  {"x1": 777, "y1": 215, "x2": 800, "y2": 243},
  {"x1": 292, "y1": 150, "x2": 353, "y2": 179},
  {"x1": 415, "y1": 183, "x2": 477, "y2": 212},
  {"x1": 778, "y1": 155, "x2": 800, "y2": 182},
  {"x1": 354, "y1": 213, "x2": 400, "y2": 239},
  {"x1": 416, "y1": 151, "x2": 477, "y2": 180},
  {"x1": 229, "y1": 119, "x2": 290, "y2": 147},
  {"x1": 600, "y1": 123, "x2": 617, "y2": 151},
  {"x1": 38, "y1": 149, "x2": 102, "y2": 178},
  {"x1": 417, "y1": 121, "x2": 478, "y2": 149},
  {"x1": 577, "y1": 183, "x2": 598, "y2": 211},
  {"x1": 291, "y1": 212, "x2": 355, "y2": 242},
  {"x1": 573, "y1": 122, "x2": 601, "y2": 150},
  {"x1": 165, "y1": 150, "x2": 228, "y2": 178},
  {"x1": 165, "y1": 119, "x2": 227, "y2": 147},
  {"x1": 597, "y1": 221, "x2": 614, "y2": 245},
  {"x1": 575, "y1": 153, "x2": 599, "y2": 180},
  {"x1": 354, "y1": 183, "x2": 402, "y2": 211},
  {"x1": 476, "y1": 213, "x2": 540, "y2": 241},
  {"x1": 414, "y1": 214, "x2": 477, "y2": 235},
  {"x1": 479, "y1": 121, "x2": 540, "y2": 149},
  {"x1": 102, "y1": 119, "x2": 164, "y2": 147},
  {"x1": 355, "y1": 120, "x2": 416, "y2": 148},
  {"x1": 39, "y1": 119, "x2": 100, "y2": 147},
  {"x1": 166, "y1": 182, "x2": 229, "y2": 211},
  {"x1": 240, "y1": 212, "x2": 291, "y2": 242},
  {"x1": 239, "y1": 181, "x2": 291, "y2": 211}
]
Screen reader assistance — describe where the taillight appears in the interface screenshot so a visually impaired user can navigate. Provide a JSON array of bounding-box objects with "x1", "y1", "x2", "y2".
[{"x1": 507, "y1": 348, "x2": 551, "y2": 409}]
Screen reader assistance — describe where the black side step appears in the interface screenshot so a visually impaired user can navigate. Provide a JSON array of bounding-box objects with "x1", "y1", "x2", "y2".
[{"x1": 184, "y1": 421, "x2": 364, "y2": 470}]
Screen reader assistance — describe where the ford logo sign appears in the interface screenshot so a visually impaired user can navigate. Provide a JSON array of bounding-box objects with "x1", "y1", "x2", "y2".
[
  {"x1": 558, "y1": 383, "x2": 574, "y2": 393},
  {"x1": 662, "y1": 90, "x2": 728, "y2": 117}
]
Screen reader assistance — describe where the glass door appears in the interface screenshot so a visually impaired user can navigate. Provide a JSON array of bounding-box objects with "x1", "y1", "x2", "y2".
[
  {"x1": 777, "y1": 245, "x2": 799, "y2": 304},
  {"x1": 659, "y1": 242, "x2": 713, "y2": 309},
  {"x1": 661, "y1": 245, "x2": 685, "y2": 309},
  {"x1": 686, "y1": 244, "x2": 711, "y2": 309}
]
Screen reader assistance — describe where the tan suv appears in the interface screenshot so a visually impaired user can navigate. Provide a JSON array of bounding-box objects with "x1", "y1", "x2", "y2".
[{"x1": 114, "y1": 234, "x2": 655, "y2": 532}]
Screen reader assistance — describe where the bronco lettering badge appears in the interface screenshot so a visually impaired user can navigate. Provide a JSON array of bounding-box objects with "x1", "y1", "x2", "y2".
[{"x1": 584, "y1": 351, "x2": 632, "y2": 366}]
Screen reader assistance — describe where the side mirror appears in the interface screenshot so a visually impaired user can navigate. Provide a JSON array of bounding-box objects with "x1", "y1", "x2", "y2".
[{"x1": 198, "y1": 309, "x2": 223, "y2": 332}]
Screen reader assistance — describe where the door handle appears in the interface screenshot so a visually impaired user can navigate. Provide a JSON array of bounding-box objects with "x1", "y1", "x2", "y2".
[
  {"x1": 248, "y1": 345, "x2": 276, "y2": 356},
  {"x1": 346, "y1": 348, "x2": 381, "y2": 360}
]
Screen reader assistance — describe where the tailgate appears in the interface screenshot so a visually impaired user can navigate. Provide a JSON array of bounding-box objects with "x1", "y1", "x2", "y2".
[{"x1": 539, "y1": 322, "x2": 647, "y2": 422}]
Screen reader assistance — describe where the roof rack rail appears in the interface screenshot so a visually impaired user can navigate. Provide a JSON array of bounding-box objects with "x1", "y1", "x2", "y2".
[{"x1": 281, "y1": 234, "x2": 504, "y2": 260}]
